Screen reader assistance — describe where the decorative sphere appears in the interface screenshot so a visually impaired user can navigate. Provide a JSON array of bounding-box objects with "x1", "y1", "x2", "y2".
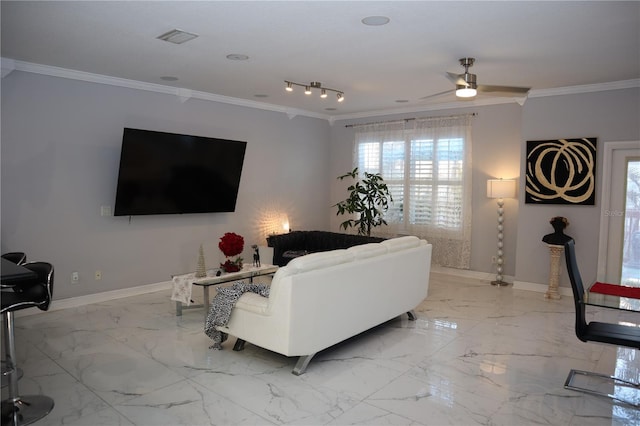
[
  {"x1": 497, "y1": 249, "x2": 504, "y2": 256},
  {"x1": 496, "y1": 274, "x2": 503, "y2": 281},
  {"x1": 497, "y1": 207, "x2": 504, "y2": 214},
  {"x1": 497, "y1": 258, "x2": 504, "y2": 265},
  {"x1": 497, "y1": 216, "x2": 504, "y2": 223},
  {"x1": 497, "y1": 266, "x2": 503, "y2": 274},
  {"x1": 498, "y1": 232, "x2": 504, "y2": 240},
  {"x1": 497, "y1": 241, "x2": 503, "y2": 248},
  {"x1": 497, "y1": 224, "x2": 504, "y2": 231}
]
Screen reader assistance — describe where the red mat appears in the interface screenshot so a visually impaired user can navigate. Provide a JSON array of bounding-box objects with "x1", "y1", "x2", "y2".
[{"x1": 590, "y1": 282, "x2": 640, "y2": 299}]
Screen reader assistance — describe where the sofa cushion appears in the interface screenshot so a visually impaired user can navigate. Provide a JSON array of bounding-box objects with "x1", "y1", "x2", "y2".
[
  {"x1": 381, "y1": 236, "x2": 421, "y2": 252},
  {"x1": 347, "y1": 243, "x2": 388, "y2": 260},
  {"x1": 286, "y1": 249, "x2": 354, "y2": 273}
]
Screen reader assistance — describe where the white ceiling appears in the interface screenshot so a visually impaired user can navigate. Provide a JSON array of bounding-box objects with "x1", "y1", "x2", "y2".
[{"x1": 2, "y1": 1, "x2": 639, "y2": 119}]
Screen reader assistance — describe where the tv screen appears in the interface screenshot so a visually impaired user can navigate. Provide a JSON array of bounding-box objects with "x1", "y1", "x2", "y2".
[{"x1": 113, "y1": 128, "x2": 247, "y2": 216}]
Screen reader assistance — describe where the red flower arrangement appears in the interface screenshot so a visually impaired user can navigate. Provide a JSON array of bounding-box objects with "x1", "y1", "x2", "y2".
[{"x1": 219, "y1": 232, "x2": 244, "y2": 272}]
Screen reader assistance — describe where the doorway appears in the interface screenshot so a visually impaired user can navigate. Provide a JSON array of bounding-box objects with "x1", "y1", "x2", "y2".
[
  {"x1": 622, "y1": 159, "x2": 640, "y2": 285},
  {"x1": 598, "y1": 141, "x2": 640, "y2": 285}
]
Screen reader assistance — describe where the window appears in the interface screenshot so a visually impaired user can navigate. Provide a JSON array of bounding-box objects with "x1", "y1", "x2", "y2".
[{"x1": 353, "y1": 115, "x2": 473, "y2": 268}]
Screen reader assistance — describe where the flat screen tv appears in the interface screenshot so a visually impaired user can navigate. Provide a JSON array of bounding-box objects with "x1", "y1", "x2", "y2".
[{"x1": 114, "y1": 128, "x2": 247, "y2": 216}]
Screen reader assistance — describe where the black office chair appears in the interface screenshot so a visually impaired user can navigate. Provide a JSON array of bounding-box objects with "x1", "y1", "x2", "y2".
[
  {"x1": 563, "y1": 239, "x2": 640, "y2": 406},
  {"x1": 1, "y1": 262, "x2": 55, "y2": 426}
]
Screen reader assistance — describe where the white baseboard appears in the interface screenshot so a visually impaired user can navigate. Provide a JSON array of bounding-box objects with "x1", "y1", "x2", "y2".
[
  {"x1": 15, "y1": 281, "x2": 173, "y2": 317},
  {"x1": 432, "y1": 266, "x2": 572, "y2": 297},
  {"x1": 513, "y1": 280, "x2": 573, "y2": 297},
  {"x1": 16, "y1": 268, "x2": 565, "y2": 317},
  {"x1": 431, "y1": 265, "x2": 513, "y2": 283}
]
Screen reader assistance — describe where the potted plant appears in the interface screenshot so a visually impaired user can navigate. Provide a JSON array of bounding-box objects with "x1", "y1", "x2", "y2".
[{"x1": 334, "y1": 167, "x2": 393, "y2": 236}]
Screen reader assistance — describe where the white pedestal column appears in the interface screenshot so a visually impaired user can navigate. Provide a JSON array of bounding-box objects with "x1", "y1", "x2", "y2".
[{"x1": 545, "y1": 244, "x2": 563, "y2": 300}]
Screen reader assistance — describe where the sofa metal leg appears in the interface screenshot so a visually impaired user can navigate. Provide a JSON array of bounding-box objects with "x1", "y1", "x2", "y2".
[
  {"x1": 292, "y1": 354, "x2": 315, "y2": 376},
  {"x1": 564, "y1": 369, "x2": 640, "y2": 407},
  {"x1": 407, "y1": 310, "x2": 417, "y2": 321},
  {"x1": 232, "y1": 338, "x2": 246, "y2": 351}
]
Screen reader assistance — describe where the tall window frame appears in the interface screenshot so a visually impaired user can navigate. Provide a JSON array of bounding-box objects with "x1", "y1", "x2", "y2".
[{"x1": 353, "y1": 115, "x2": 473, "y2": 268}]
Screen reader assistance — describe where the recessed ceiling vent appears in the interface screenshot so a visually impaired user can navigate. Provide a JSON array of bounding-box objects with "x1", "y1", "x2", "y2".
[{"x1": 156, "y1": 29, "x2": 198, "y2": 44}]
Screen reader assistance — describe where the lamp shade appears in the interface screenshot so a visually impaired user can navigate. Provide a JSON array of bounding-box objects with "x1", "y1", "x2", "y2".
[{"x1": 487, "y1": 179, "x2": 516, "y2": 199}]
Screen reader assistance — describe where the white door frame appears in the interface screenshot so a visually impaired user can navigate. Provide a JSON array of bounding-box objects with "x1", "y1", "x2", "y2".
[{"x1": 597, "y1": 140, "x2": 640, "y2": 281}]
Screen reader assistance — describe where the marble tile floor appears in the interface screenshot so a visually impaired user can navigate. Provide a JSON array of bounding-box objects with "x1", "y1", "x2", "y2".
[{"x1": 2, "y1": 272, "x2": 640, "y2": 426}]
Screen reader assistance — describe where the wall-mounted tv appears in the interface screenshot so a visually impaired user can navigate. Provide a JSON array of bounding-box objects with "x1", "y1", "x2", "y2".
[{"x1": 114, "y1": 128, "x2": 247, "y2": 216}]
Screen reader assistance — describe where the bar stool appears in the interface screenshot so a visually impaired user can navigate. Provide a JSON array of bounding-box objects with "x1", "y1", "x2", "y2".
[
  {"x1": 1, "y1": 253, "x2": 27, "y2": 388},
  {"x1": 1, "y1": 262, "x2": 55, "y2": 426},
  {"x1": 0, "y1": 254, "x2": 26, "y2": 266}
]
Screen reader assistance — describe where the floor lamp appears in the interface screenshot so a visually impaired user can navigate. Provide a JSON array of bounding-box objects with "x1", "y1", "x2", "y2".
[{"x1": 487, "y1": 179, "x2": 516, "y2": 286}]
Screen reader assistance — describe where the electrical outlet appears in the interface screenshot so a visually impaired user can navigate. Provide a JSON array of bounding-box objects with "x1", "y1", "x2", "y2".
[
  {"x1": 71, "y1": 272, "x2": 79, "y2": 283},
  {"x1": 95, "y1": 270, "x2": 102, "y2": 280},
  {"x1": 491, "y1": 256, "x2": 497, "y2": 264}
]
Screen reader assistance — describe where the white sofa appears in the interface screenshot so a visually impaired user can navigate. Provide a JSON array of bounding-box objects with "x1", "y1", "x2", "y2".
[{"x1": 217, "y1": 235, "x2": 432, "y2": 374}]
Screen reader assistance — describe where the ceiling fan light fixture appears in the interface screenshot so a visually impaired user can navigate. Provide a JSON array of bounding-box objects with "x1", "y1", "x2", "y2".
[{"x1": 456, "y1": 85, "x2": 477, "y2": 98}]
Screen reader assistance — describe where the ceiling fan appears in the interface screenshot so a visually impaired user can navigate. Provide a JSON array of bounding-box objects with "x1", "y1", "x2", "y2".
[{"x1": 421, "y1": 57, "x2": 530, "y2": 101}]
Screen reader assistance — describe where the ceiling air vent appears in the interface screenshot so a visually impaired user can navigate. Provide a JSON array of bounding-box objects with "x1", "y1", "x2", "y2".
[{"x1": 156, "y1": 29, "x2": 198, "y2": 45}]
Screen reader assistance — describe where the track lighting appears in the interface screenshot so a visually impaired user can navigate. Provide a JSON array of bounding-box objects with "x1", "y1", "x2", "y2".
[{"x1": 284, "y1": 81, "x2": 344, "y2": 102}]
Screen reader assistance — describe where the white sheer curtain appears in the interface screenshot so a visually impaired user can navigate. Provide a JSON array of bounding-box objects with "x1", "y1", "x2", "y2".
[{"x1": 353, "y1": 115, "x2": 473, "y2": 269}]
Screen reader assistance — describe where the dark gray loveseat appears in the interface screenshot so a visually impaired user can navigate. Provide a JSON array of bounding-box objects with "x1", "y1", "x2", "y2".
[{"x1": 266, "y1": 230, "x2": 386, "y2": 266}]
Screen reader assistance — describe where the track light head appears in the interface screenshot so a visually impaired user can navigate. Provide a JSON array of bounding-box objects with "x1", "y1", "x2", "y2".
[
  {"x1": 337, "y1": 92, "x2": 344, "y2": 102},
  {"x1": 304, "y1": 86, "x2": 312, "y2": 95},
  {"x1": 320, "y1": 89, "x2": 327, "y2": 98},
  {"x1": 285, "y1": 81, "x2": 293, "y2": 92}
]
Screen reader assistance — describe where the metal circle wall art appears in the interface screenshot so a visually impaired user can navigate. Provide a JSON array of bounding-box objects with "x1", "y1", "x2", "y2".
[{"x1": 525, "y1": 138, "x2": 597, "y2": 205}]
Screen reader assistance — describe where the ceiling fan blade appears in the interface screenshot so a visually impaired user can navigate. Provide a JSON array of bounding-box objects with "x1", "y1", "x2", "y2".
[
  {"x1": 445, "y1": 72, "x2": 466, "y2": 85},
  {"x1": 419, "y1": 89, "x2": 455, "y2": 101},
  {"x1": 477, "y1": 84, "x2": 530, "y2": 94}
]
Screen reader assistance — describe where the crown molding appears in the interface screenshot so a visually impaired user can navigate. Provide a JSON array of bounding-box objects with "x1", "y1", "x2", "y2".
[
  {"x1": 1, "y1": 57, "x2": 16, "y2": 78},
  {"x1": 527, "y1": 78, "x2": 640, "y2": 98},
  {"x1": 4, "y1": 58, "x2": 637, "y2": 123},
  {"x1": 331, "y1": 97, "x2": 517, "y2": 123},
  {"x1": 4, "y1": 58, "x2": 330, "y2": 121}
]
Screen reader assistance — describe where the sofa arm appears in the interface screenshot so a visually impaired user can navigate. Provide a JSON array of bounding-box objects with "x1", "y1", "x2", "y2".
[{"x1": 267, "y1": 231, "x2": 308, "y2": 266}]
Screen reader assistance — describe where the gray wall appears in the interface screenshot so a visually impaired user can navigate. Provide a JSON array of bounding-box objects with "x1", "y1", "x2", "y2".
[
  {"x1": 330, "y1": 103, "x2": 523, "y2": 277},
  {"x1": 516, "y1": 88, "x2": 640, "y2": 287},
  {"x1": 1, "y1": 71, "x2": 331, "y2": 299},
  {"x1": 330, "y1": 88, "x2": 640, "y2": 290},
  {"x1": 3, "y1": 69, "x2": 638, "y2": 300}
]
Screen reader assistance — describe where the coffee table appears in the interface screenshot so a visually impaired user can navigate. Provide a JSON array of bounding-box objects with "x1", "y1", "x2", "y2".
[{"x1": 174, "y1": 264, "x2": 278, "y2": 318}]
